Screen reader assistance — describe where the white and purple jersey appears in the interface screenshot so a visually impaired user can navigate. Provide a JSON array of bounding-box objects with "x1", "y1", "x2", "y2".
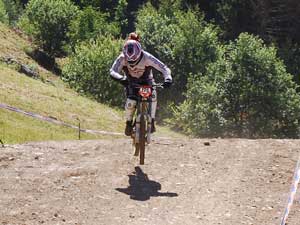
[{"x1": 110, "y1": 50, "x2": 172, "y2": 83}]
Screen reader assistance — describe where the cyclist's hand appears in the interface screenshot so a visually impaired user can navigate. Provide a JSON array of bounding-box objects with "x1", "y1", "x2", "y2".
[
  {"x1": 119, "y1": 76, "x2": 128, "y2": 86},
  {"x1": 163, "y1": 79, "x2": 172, "y2": 88}
]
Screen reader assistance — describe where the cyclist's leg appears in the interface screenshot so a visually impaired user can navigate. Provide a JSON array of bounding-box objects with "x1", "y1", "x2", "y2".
[{"x1": 124, "y1": 86, "x2": 138, "y2": 136}]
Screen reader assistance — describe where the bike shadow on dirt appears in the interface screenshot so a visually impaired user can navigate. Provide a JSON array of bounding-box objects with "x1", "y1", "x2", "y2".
[{"x1": 116, "y1": 166, "x2": 178, "y2": 201}]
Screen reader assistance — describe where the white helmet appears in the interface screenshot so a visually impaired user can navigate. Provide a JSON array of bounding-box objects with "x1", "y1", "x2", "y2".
[{"x1": 123, "y1": 40, "x2": 142, "y2": 65}]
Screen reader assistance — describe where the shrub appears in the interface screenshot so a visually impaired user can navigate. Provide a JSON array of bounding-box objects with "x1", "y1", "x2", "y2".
[
  {"x1": 136, "y1": 4, "x2": 176, "y2": 67},
  {"x1": 171, "y1": 58, "x2": 228, "y2": 136},
  {"x1": 2, "y1": 0, "x2": 23, "y2": 26},
  {"x1": 136, "y1": 6, "x2": 221, "y2": 100},
  {"x1": 171, "y1": 10, "x2": 222, "y2": 93},
  {"x1": 174, "y1": 33, "x2": 300, "y2": 138},
  {"x1": 62, "y1": 36, "x2": 124, "y2": 106},
  {"x1": 0, "y1": 0, "x2": 8, "y2": 24},
  {"x1": 67, "y1": 6, "x2": 120, "y2": 51},
  {"x1": 20, "y1": 0, "x2": 79, "y2": 56},
  {"x1": 278, "y1": 40, "x2": 300, "y2": 84}
]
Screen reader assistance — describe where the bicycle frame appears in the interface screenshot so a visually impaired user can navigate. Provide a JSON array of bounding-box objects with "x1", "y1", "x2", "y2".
[
  {"x1": 131, "y1": 83, "x2": 163, "y2": 165},
  {"x1": 134, "y1": 86, "x2": 152, "y2": 145}
]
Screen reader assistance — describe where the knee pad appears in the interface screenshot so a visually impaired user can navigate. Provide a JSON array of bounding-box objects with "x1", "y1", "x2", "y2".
[
  {"x1": 125, "y1": 98, "x2": 137, "y2": 110},
  {"x1": 125, "y1": 99, "x2": 137, "y2": 121}
]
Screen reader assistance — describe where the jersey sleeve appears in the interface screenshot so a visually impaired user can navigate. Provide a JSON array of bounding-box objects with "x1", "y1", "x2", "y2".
[
  {"x1": 145, "y1": 52, "x2": 172, "y2": 82},
  {"x1": 110, "y1": 54, "x2": 125, "y2": 80}
]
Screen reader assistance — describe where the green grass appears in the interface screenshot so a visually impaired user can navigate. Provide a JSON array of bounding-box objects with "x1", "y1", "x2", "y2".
[
  {"x1": 0, "y1": 64, "x2": 125, "y2": 143},
  {"x1": 0, "y1": 108, "x2": 101, "y2": 144},
  {"x1": 0, "y1": 23, "x2": 63, "y2": 85}
]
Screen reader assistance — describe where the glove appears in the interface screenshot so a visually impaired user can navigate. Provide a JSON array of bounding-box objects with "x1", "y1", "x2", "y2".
[
  {"x1": 119, "y1": 76, "x2": 128, "y2": 86},
  {"x1": 163, "y1": 79, "x2": 172, "y2": 88}
]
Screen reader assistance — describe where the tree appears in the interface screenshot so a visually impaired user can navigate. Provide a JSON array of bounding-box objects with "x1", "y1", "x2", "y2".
[
  {"x1": 0, "y1": 0, "x2": 8, "y2": 24},
  {"x1": 171, "y1": 10, "x2": 221, "y2": 91},
  {"x1": 20, "y1": 0, "x2": 79, "y2": 57},
  {"x1": 62, "y1": 36, "x2": 124, "y2": 106},
  {"x1": 68, "y1": 6, "x2": 120, "y2": 51},
  {"x1": 136, "y1": 5, "x2": 221, "y2": 101},
  {"x1": 2, "y1": 0, "x2": 23, "y2": 26},
  {"x1": 174, "y1": 33, "x2": 300, "y2": 138},
  {"x1": 114, "y1": 0, "x2": 128, "y2": 36}
]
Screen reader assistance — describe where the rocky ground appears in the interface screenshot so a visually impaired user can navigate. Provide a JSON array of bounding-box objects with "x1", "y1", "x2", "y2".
[{"x1": 1, "y1": 137, "x2": 300, "y2": 225}]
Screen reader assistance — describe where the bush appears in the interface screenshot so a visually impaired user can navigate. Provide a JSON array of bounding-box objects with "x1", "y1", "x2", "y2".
[
  {"x1": 278, "y1": 40, "x2": 300, "y2": 84},
  {"x1": 136, "y1": 6, "x2": 221, "y2": 100},
  {"x1": 62, "y1": 36, "x2": 124, "y2": 106},
  {"x1": 0, "y1": 0, "x2": 8, "y2": 24},
  {"x1": 174, "y1": 33, "x2": 300, "y2": 138},
  {"x1": 20, "y1": 0, "x2": 79, "y2": 56},
  {"x1": 18, "y1": 14, "x2": 36, "y2": 36},
  {"x1": 171, "y1": 59, "x2": 228, "y2": 136},
  {"x1": 136, "y1": 4, "x2": 176, "y2": 67},
  {"x1": 67, "y1": 6, "x2": 119, "y2": 51},
  {"x1": 171, "y1": 10, "x2": 222, "y2": 93},
  {"x1": 2, "y1": 0, "x2": 23, "y2": 26}
]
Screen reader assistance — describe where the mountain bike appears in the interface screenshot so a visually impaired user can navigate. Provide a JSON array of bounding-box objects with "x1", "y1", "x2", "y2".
[{"x1": 131, "y1": 83, "x2": 163, "y2": 165}]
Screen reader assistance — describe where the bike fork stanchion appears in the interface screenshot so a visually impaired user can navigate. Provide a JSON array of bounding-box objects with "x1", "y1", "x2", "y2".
[
  {"x1": 135, "y1": 115, "x2": 141, "y2": 144},
  {"x1": 146, "y1": 115, "x2": 152, "y2": 144},
  {"x1": 146, "y1": 99, "x2": 152, "y2": 144}
]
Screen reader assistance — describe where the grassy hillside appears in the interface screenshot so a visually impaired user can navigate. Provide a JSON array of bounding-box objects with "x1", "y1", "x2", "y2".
[
  {"x1": 0, "y1": 23, "x2": 183, "y2": 144},
  {"x1": 0, "y1": 23, "x2": 124, "y2": 144},
  {"x1": 0, "y1": 63, "x2": 125, "y2": 143},
  {"x1": 0, "y1": 23, "x2": 54, "y2": 82}
]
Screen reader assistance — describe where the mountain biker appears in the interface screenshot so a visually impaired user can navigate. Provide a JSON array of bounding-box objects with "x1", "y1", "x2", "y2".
[{"x1": 110, "y1": 32, "x2": 173, "y2": 136}]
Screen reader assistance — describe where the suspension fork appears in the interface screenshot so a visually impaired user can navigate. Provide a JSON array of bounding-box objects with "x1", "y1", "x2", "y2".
[
  {"x1": 135, "y1": 99, "x2": 152, "y2": 144},
  {"x1": 146, "y1": 98, "x2": 152, "y2": 144}
]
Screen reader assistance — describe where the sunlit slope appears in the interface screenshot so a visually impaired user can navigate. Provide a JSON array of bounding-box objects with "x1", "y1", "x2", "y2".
[
  {"x1": 0, "y1": 64, "x2": 124, "y2": 143},
  {"x1": 2, "y1": 24, "x2": 72, "y2": 88},
  {"x1": 0, "y1": 22, "x2": 126, "y2": 143},
  {"x1": 0, "y1": 23, "x2": 31, "y2": 62}
]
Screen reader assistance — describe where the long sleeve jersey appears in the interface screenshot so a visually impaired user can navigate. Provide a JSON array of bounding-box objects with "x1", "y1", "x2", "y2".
[{"x1": 110, "y1": 50, "x2": 172, "y2": 83}]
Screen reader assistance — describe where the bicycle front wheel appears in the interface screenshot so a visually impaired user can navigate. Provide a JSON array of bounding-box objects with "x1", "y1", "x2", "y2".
[{"x1": 139, "y1": 115, "x2": 146, "y2": 165}]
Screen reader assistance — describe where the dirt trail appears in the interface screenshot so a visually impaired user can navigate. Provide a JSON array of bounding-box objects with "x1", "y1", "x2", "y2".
[{"x1": 0, "y1": 138, "x2": 300, "y2": 225}]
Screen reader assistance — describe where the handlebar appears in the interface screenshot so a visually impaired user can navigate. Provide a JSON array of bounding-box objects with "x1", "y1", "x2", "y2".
[
  {"x1": 152, "y1": 83, "x2": 164, "y2": 89},
  {"x1": 129, "y1": 83, "x2": 164, "y2": 89}
]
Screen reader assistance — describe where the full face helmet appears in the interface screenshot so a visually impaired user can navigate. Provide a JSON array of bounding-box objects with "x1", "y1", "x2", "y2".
[{"x1": 123, "y1": 39, "x2": 142, "y2": 65}]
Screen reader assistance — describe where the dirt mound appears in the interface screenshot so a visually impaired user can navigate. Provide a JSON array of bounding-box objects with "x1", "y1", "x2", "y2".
[{"x1": 0, "y1": 138, "x2": 300, "y2": 225}]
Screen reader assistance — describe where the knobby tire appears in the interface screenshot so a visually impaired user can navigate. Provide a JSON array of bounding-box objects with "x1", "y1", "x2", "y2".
[
  {"x1": 134, "y1": 143, "x2": 139, "y2": 156},
  {"x1": 139, "y1": 114, "x2": 146, "y2": 165}
]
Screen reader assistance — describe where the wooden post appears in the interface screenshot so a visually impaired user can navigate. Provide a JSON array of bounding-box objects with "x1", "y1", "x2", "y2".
[
  {"x1": 78, "y1": 119, "x2": 81, "y2": 140},
  {"x1": 0, "y1": 139, "x2": 4, "y2": 147}
]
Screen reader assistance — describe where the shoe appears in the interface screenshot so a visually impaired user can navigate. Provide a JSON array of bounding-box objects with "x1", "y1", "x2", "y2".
[
  {"x1": 151, "y1": 118, "x2": 156, "y2": 133},
  {"x1": 125, "y1": 120, "x2": 133, "y2": 136}
]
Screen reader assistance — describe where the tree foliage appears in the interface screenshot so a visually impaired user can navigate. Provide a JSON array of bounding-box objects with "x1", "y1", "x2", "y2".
[
  {"x1": 136, "y1": 5, "x2": 221, "y2": 100},
  {"x1": 0, "y1": 0, "x2": 8, "y2": 24},
  {"x1": 67, "y1": 6, "x2": 119, "y2": 51},
  {"x1": 171, "y1": 11, "x2": 221, "y2": 88},
  {"x1": 2, "y1": 0, "x2": 23, "y2": 26},
  {"x1": 174, "y1": 33, "x2": 300, "y2": 138},
  {"x1": 62, "y1": 36, "x2": 124, "y2": 106},
  {"x1": 20, "y1": 0, "x2": 79, "y2": 56}
]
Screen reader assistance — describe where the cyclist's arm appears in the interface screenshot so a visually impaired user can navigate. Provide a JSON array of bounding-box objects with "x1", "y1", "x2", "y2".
[
  {"x1": 145, "y1": 52, "x2": 172, "y2": 82},
  {"x1": 110, "y1": 54, "x2": 125, "y2": 80}
]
